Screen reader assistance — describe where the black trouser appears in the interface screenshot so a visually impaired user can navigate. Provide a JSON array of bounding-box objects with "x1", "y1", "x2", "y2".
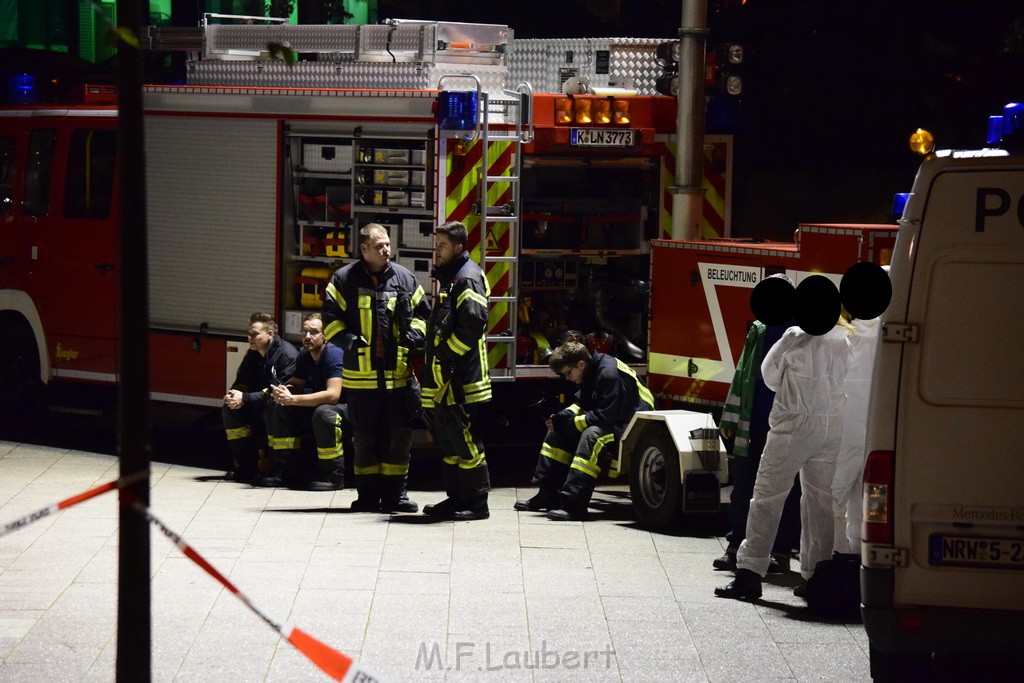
[
  {"x1": 310, "y1": 403, "x2": 349, "y2": 487},
  {"x1": 348, "y1": 389, "x2": 414, "y2": 502},
  {"x1": 221, "y1": 402, "x2": 264, "y2": 479},
  {"x1": 532, "y1": 419, "x2": 617, "y2": 513},
  {"x1": 425, "y1": 401, "x2": 490, "y2": 505}
]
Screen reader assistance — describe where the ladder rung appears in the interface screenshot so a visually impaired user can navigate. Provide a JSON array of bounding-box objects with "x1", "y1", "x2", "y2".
[
  {"x1": 483, "y1": 134, "x2": 525, "y2": 142},
  {"x1": 482, "y1": 214, "x2": 519, "y2": 222},
  {"x1": 486, "y1": 335, "x2": 515, "y2": 344},
  {"x1": 487, "y1": 296, "x2": 518, "y2": 303},
  {"x1": 485, "y1": 175, "x2": 520, "y2": 183},
  {"x1": 483, "y1": 255, "x2": 518, "y2": 263}
]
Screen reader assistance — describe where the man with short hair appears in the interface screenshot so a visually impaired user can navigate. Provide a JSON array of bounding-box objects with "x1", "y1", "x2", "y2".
[
  {"x1": 262, "y1": 312, "x2": 347, "y2": 490},
  {"x1": 515, "y1": 341, "x2": 655, "y2": 521},
  {"x1": 420, "y1": 221, "x2": 492, "y2": 521},
  {"x1": 322, "y1": 224, "x2": 430, "y2": 512},
  {"x1": 222, "y1": 312, "x2": 298, "y2": 484}
]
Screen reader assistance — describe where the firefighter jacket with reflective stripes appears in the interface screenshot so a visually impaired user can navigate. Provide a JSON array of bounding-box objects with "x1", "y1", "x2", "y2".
[
  {"x1": 422, "y1": 251, "x2": 491, "y2": 408},
  {"x1": 230, "y1": 335, "x2": 299, "y2": 408},
  {"x1": 559, "y1": 352, "x2": 655, "y2": 440},
  {"x1": 322, "y1": 260, "x2": 429, "y2": 392}
]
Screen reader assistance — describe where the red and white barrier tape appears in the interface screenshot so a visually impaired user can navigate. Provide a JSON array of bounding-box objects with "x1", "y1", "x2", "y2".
[
  {"x1": 0, "y1": 474, "x2": 381, "y2": 682},
  {"x1": 0, "y1": 470, "x2": 147, "y2": 539}
]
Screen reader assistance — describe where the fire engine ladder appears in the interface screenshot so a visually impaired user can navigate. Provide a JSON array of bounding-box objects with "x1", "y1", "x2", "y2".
[{"x1": 478, "y1": 83, "x2": 533, "y2": 381}]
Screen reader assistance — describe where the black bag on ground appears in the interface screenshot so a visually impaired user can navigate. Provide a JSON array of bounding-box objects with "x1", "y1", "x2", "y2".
[{"x1": 805, "y1": 552, "x2": 861, "y2": 619}]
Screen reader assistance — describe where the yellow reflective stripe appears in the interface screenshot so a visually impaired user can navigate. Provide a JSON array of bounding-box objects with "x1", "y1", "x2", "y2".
[
  {"x1": 540, "y1": 442, "x2": 574, "y2": 466},
  {"x1": 318, "y1": 446, "x2": 343, "y2": 460},
  {"x1": 457, "y1": 288, "x2": 487, "y2": 308},
  {"x1": 225, "y1": 425, "x2": 251, "y2": 440},
  {"x1": 574, "y1": 414, "x2": 588, "y2": 432},
  {"x1": 450, "y1": 419, "x2": 486, "y2": 469},
  {"x1": 565, "y1": 404, "x2": 581, "y2": 415},
  {"x1": 381, "y1": 462, "x2": 409, "y2": 476},
  {"x1": 359, "y1": 294, "x2": 372, "y2": 352},
  {"x1": 269, "y1": 436, "x2": 301, "y2": 450},
  {"x1": 411, "y1": 285, "x2": 425, "y2": 306},
  {"x1": 442, "y1": 454, "x2": 460, "y2": 465},
  {"x1": 615, "y1": 358, "x2": 655, "y2": 408},
  {"x1": 324, "y1": 319, "x2": 345, "y2": 340},
  {"x1": 570, "y1": 457, "x2": 601, "y2": 479},
  {"x1": 571, "y1": 433, "x2": 614, "y2": 479},
  {"x1": 447, "y1": 335, "x2": 471, "y2": 355},
  {"x1": 325, "y1": 282, "x2": 344, "y2": 309},
  {"x1": 354, "y1": 464, "x2": 381, "y2": 475},
  {"x1": 409, "y1": 318, "x2": 426, "y2": 335},
  {"x1": 464, "y1": 387, "x2": 491, "y2": 404}
]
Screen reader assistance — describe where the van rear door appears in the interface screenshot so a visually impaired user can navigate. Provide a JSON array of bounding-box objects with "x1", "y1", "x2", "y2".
[{"x1": 891, "y1": 156, "x2": 1024, "y2": 612}]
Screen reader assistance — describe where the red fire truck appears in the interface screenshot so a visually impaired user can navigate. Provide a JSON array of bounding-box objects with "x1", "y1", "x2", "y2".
[{"x1": 0, "y1": 16, "x2": 732, "y2": 418}]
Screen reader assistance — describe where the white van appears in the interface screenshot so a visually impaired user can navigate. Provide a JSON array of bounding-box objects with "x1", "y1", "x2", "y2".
[{"x1": 862, "y1": 106, "x2": 1024, "y2": 678}]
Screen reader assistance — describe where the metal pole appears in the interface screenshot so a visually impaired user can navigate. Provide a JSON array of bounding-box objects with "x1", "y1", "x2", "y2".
[
  {"x1": 116, "y1": 0, "x2": 152, "y2": 679},
  {"x1": 672, "y1": 0, "x2": 708, "y2": 241}
]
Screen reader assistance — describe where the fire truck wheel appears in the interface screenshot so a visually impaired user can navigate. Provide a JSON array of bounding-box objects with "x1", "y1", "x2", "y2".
[
  {"x1": 0, "y1": 323, "x2": 43, "y2": 419},
  {"x1": 629, "y1": 426, "x2": 682, "y2": 529}
]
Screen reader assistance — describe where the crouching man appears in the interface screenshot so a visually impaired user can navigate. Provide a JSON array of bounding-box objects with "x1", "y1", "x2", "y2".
[
  {"x1": 515, "y1": 341, "x2": 655, "y2": 521},
  {"x1": 262, "y1": 312, "x2": 347, "y2": 491}
]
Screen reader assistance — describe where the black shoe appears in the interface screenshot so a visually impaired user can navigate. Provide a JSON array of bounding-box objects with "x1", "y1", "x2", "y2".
[
  {"x1": 714, "y1": 568, "x2": 763, "y2": 600},
  {"x1": 349, "y1": 497, "x2": 380, "y2": 512},
  {"x1": 793, "y1": 582, "x2": 808, "y2": 599},
  {"x1": 767, "y1": 554, "x2": 790, "y2": 574},
  {"x1": 224, "y1": 469, "x2": 237, "y2": 481},
  {"x1": 713, "y1": 552, "x2": 737, "y2": 571},
  {"x1": 422, "y1": 498, "x2": 458, "y2": 519},
  {"x1": 255, "y1": 475, "x2": 282, "y2": 488},
  {"x1": 381, "y1": 497, "x2": 419, "y2": 513},
  {"x1": 306, "y1": 480, "x2": 343, "y2": 492},
  {"x1": 514, "y1": 490, "x2": 557, "y2": 512},
  {"x1": 546, "y1": 507, "x2": 586, "y2": 522},
  {"x1": 453, "y1": 507, "x2": 490, "y2": 521}
]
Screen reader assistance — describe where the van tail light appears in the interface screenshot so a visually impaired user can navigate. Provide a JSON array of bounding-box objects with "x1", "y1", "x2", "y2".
[{"x1": 863, "y1": 450, "x2": 894, "y2": 544}]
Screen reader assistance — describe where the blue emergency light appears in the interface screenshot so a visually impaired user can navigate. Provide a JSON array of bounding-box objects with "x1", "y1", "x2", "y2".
[
  {"x1": 438, "y1": 90, "x2": 478, "y2": 131},
  {"x1": 986, "y1": 102, "x2": 1023, "y2": 147},
  {"x1": 8, "y1": 73, "x2": 36, "y2": 104},
  {"x1": 891, "y1": 192, "x2": 910, "y2": 219}
]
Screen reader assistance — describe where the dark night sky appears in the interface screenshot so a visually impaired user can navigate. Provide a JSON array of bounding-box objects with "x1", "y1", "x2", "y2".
[{"x1": 380, "y1": 0, "x2": 1024, "y2": 237}]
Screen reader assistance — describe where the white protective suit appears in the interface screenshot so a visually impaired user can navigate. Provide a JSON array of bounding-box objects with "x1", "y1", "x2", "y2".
[
  {"x1": 832, "y1": 317, "x2": 880, "y2": 553},
  {"x1": 736, "y1": 324, "x2": 851, "y2": 579}
]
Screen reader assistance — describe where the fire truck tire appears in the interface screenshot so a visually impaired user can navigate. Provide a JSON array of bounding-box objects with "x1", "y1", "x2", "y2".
[
  {"x1": 0, "y1": 323, "x2": 43, "y2": 420},
  {"x1": 629, "y1": 426, "x2": 682, "y2": 529}
]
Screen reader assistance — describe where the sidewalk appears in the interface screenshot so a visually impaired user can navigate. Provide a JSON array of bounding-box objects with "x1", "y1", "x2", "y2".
[{"x1": 0, "y1": 440, "x2": 871, "y2": 681}]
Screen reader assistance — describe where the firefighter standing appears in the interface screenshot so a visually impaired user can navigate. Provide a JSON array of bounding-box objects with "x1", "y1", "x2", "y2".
[
  {"x1": 263, "y1": 312, "x2": 346, "y2": 490},
  {"x1": 516, "y1": 341, "x2": 655, "y2": 521},
  {"x1": 322, "y1": 224, "x2": 429, "y2": 512},
  {"x1": 222, "y1": 312, "x2": 298, "y2": 484},
  {"x1": 420, "y1": 221, "x2": 492, "y2": 521}
]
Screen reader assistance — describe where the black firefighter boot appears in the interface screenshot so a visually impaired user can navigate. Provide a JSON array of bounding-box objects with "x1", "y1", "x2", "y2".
[
  {"x1": 350, "y1": 474, "x2": 381, "y2": 512},
  {"x1": 422, "y1": 461, "x2": 460, "y2": 519},
  {"x1": 453, "y1": 463, "x2": 490, "y2": 521},
  {"x1": 308, "y1": 456, "x2": 345, "y2": 492},
  {"x1": 380, "y1": 474, "x2": 419, "y2": 513},
  {"x1": 256, "y1": 448, "x2": 287, "y2": 488}
]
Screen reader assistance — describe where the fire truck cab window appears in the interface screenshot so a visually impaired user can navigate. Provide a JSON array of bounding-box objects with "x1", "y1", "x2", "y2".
[
  {"x1": 64, "y1": 129, "x2": 117, "y2": 219},
  {"x1": 24, "y1": 129, "x2": 56, "y2": 217},
  {"x1": 0, "y1": 137, "x2": 13, "y2": 214}
]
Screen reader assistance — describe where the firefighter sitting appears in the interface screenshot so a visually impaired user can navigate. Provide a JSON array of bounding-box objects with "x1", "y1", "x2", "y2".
[
  {"x1": 222, "y1": 312, "x2": 299, "y2": 485},
  {"x1": 515, "y1": 341, "x2": 655, "y2": 521},
  {"x1": 262, "y1": 312, "x2": 348, "y2": 491}
]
